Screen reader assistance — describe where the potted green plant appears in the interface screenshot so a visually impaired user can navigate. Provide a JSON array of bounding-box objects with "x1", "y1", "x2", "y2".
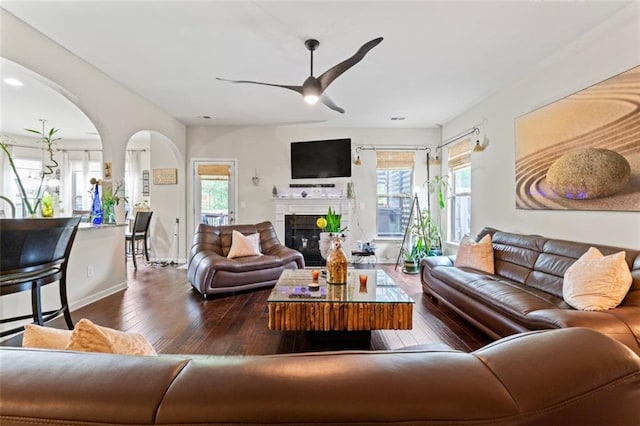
[
  {"x1": 101, "y1": 181, "x2": 127, "y2": 224},
  {"x1": 316, "y1": 206, "x2": 348, "y2": 259},
  {"x1": 426, "y1": 175, "x2": 449, "y2": 254},
  {"x1": 0, "y1": 124, "x2": 60, "y2": 217},
  {"x1": 404, "y1": 237, "x2": 428, "y2": 274}
]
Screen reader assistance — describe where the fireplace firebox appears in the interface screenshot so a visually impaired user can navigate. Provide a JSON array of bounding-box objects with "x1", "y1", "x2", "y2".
[{"x1": 285, "y1": 215, "x2": 325, "y2": 266}]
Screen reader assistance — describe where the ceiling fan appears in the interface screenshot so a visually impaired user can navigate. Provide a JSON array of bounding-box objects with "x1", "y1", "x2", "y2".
[{"x1": 217, "y1": 37, "x2": 383, "y2": 113}]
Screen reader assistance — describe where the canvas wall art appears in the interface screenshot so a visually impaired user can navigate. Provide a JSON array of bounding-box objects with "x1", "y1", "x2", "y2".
[{"x1": 515, "y1": 65, "x2": 640, "y2": 211}]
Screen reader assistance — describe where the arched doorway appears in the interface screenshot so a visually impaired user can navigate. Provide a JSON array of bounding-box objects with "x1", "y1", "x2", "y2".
[
  {"x1": 125, "y1": 130, "x2": 184, "y2": 263},
  {"x1": 0, "y1": 57, "x2": 103, "y2": 218}
]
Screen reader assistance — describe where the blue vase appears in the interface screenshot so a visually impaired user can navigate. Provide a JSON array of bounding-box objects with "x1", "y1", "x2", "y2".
[{"x1": 91, "y1": 185, "x2": 102, "y2": 225}]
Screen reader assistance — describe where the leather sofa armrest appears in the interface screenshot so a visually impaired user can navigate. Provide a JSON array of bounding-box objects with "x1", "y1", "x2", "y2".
[
  {"x1": 262, "y1": 244, "x2": 305, "y2": 268},
  {"x1": 526, "y1": 309, "x2": 640, "y2": 355},
  {"x1": 473, "y1": 327, "x2": 640, "y2": 422},
  {"x1": 421, "y1": 255, "x2": 455, "y2": 269}
]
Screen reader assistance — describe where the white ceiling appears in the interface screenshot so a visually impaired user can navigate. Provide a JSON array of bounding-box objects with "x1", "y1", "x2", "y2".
[{"x1": 0, "y1": 0, "x2": 631, "y2": 138}]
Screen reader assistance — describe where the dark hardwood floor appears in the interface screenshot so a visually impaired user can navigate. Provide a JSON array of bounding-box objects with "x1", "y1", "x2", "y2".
[{"x1": 2, "y1": 262, "x2": 491, "y2": 354}]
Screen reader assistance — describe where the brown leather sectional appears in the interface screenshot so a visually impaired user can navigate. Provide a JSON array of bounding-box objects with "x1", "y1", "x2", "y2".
[
  {"x1": 188, "y1": 221, "x2": 304, "y2": 297},
  {"x1": 1, "y1": 328, "x2": 639, "y2": 425},
  {"x1": 421, "y1": 227, "x2": 640, "y2": 354}
]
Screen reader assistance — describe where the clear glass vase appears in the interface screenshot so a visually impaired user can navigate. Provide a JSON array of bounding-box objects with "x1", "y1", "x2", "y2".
[{"x1": 103, "y1": 202, "x2": 116, "y2": 224}]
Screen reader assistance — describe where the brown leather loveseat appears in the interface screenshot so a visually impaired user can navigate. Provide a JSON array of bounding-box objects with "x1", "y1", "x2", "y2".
[
  {"x1": 1, "y1": 328, "x2": 639, "y2": 425},
  {"x1": 188, "y1": 221, "x2": 304, "y2": 297},
  {"x1": 421, "y1": 227, "x2": 640, "y2": 354}
]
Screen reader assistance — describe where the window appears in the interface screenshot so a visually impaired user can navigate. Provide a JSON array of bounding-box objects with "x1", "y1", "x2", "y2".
[
  {"x1": 70, "y1": 157, "x2": 102, "y2": 210},
  {"x1": 447, "y1": 139, "x2": 472, "y2": 243},
  {"x1": 376, "y1": 151, "x2": 414, "y2": 237},
  {"x1": 8, "y1": 158, "x2": 43, "y2": 216},
  {"x1": 450, "y1": 165, "x2": 471, "y2": 242}
]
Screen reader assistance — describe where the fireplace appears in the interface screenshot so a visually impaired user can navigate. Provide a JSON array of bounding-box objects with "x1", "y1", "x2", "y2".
[
  {"x1": 285, "y1": 215, "x2": 324, "y2": 266},
  {"x1": 273, "y1": 187, "x2": 349, "y2": 266}
]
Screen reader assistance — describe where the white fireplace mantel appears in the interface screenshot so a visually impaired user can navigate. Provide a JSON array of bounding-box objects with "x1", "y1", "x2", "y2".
[{"x1": 273, "y1": 197, "x2": 350, "y2": 242}]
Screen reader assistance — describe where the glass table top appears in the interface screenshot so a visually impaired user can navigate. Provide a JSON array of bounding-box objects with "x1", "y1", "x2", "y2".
[{"x1": 267, "y1": 269, "x2": 414, "y2": 304}]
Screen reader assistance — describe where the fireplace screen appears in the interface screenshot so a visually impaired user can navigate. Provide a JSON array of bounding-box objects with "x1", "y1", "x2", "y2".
[{"x1": 285, "y1": 215, "x2": 324, "y2": 266}]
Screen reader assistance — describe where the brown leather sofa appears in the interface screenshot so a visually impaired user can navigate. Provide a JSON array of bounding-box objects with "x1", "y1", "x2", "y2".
[
  {"x1": 1, "y1": 328, "x2": 639, "y2": 425},
  {"x1": 188, "y1": 221, "x2": 304, "y2": 297},
  {"x1": 421, "y1": 227, "x2": 640, "y2": 354}
]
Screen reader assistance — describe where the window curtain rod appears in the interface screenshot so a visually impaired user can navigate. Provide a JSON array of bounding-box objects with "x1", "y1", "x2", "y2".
[
  {"x1": 1, "y1": 143, "x2": 102, "y2": 153},
  {"x1": 436, "y1": 127, "x2": 479, "y2": 150},
  {"x1": 355, "y1": 145, "x2": 430, "y2": 153}
]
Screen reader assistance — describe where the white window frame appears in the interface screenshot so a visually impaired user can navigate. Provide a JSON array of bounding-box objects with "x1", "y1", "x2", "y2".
[
  {"x1": 376, "y1": 168, "x2": 414, "y2": 238},
  {"x1": 449, "y1": 163, "x2": 471, "y2": 243}
]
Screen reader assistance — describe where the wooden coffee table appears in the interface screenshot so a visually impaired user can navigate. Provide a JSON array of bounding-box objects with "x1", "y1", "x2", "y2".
[{"x1": 267, "y1": 269, "x2": 413, "y2": 332}]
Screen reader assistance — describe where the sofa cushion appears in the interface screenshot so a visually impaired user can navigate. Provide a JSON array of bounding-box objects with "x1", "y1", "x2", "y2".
[
  {"x1": 454, "y1": 234, "x2": 495, "y2": 274},
  {"x1": 227, "y1": 230, "x2": 262, "y2": 259},
  {"x1": 563, "y1": 247, "x2": 632, "y2": 311},
  {"x1": 66, "y1": 318, "x2": 157, "y2": 356},
  {"x1": 23, "y1": 324, "x2": 72, "y2": 349}
]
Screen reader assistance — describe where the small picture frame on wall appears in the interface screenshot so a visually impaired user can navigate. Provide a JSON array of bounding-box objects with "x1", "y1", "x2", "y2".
[
  {"x1": 104, "y1": 162, "x2": 112, "y2": 179},
  {"x1": 142, "y1": 170, "x2": 150, "y2": 195},
  {"x1": 153, "y1": 168, "x2": 178, "y2": 185}
]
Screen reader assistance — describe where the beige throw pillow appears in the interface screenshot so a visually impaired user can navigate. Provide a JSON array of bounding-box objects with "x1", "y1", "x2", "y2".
[
  {"x1": 66, "y1": 318, "x2": 157, "y2": 356},
  {"x1": 563, "y1": 247, "x2": 632, "y2": 311},
  {"x1": 454, "y1": 234, "x2": 495, "y2": 274},
  {"x1": 23, "y1": 324, "x2": 73, "y2": 349},
  {"x1": 227, "y1": 230, "x2": 262, "y2": 259}
]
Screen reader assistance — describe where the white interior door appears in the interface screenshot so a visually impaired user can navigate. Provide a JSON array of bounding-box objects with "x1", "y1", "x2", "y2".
[{"x1": 193, "y1": 159, "x2": 237, "y2": 226}]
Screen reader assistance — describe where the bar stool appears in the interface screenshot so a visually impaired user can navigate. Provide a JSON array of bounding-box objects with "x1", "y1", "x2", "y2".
[
  {"x1": 0, "y1": 217, "x2": 81, "y2": 337},
  {"x1": 125, "y1": 211, "x2": 153, "y2": 268}
]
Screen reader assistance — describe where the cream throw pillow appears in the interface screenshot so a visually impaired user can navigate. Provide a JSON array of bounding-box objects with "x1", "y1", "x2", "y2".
[
  {"x1": 454, "y1": 234, "x2": 495, "y2": 274},
  {"x1": 563, "y1": 247, "x2": 632, "y2": 311},
  {"x1": 23, "y1": 324, "x2": 73, "y2": 349},
  {"x1": 66, "y1": 318, "x2": 157, "y2": 356},
  {"x1": 227, "y1": 230, "x2": 262, "y2": 259}
]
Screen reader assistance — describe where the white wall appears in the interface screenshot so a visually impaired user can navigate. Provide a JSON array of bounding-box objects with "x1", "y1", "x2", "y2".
[
  {"x1": 442, "y1": 2, "x2": 640, "y2": 249},
  {"x1": 187, "y1": 126, "x2": 440, "y2": 262},
  {"x1": 149, "y1": 132, "x2": 184, "y2": 261},
  {"x1": 2, "y1": 9, "x2": 188, "y2": 259}
]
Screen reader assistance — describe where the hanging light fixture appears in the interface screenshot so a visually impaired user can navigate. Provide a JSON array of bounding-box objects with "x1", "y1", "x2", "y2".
[{"x1": 354, "y1": 155, "x2": 362, "y2": 166}]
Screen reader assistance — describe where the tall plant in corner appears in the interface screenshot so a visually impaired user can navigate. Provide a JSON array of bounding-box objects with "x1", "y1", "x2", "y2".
[{"x1": 0, "y1": 121, "x2": 60, "y2": 216}]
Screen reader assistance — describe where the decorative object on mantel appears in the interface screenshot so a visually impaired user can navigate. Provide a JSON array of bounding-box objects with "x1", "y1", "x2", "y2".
[
  {"x1": 153, "y1": 168, "x2": 177, "y2": 185},
  {"x1": 0, "y1": 119, "x2": 60, "y2": 217},
  {"x1": 90, "y1": 177, "x2": 103, "y2": 225},
  {"x1": 272, "y1": 185, "x2": 278, "y2": 197},
  {"x1": 515, "y1": 65, "x2": 639, "y2": 211},
  {"x1": 316, "y1": 207, "x2": 347, "y2": 259}
]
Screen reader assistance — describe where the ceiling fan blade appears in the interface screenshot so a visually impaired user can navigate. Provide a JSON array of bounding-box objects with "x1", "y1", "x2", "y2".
[
  {"x1": 320, "y1": 94, "x2": 345, "y2": 114},
  {"x1": 317, "y1": 37, "x2": 383, "y2": 92},
  {"x1": 216, "y1": 77, "x2": 302, "y2": 95}
]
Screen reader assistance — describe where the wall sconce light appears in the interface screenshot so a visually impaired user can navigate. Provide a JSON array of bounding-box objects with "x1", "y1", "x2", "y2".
[
  {"x1": 252, "y1": 169, "x2": 260, "y2": 186},
  {"x1": 354, "y1": 155, "x2": 362, "y2": 166},
  {"x1": 430, "y1": 149, "x2": 441, "y2": 165},
  {"x1": 472, "y1": 128, "x2": 484, "y2": 152}
]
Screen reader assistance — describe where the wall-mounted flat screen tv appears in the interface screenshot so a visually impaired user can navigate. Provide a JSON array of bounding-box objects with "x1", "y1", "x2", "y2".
[{"x1": 291, "y1": 138, "x2": 352, "y2": 179}]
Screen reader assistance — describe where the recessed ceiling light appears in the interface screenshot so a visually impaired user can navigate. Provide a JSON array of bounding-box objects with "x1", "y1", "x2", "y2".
[
  {"x1": 3, "y1": 77, "x2": 24, "y2": 87},
  {"x1": 390, "y1": 117, "x2": 406, "y2": 121},
  {"x1": 201, "y1": 115, "x2": 212, "y2": 119}
]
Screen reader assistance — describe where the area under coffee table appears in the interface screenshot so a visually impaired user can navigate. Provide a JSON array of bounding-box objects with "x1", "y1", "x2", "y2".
[{"x1": 267, "y1": 269, "x2": 414, "y2": 332}]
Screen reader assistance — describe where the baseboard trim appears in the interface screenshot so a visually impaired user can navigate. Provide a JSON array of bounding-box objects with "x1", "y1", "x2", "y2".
[{"x1": 69, "y1": 281, "x2": 128, "y2": 312}]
